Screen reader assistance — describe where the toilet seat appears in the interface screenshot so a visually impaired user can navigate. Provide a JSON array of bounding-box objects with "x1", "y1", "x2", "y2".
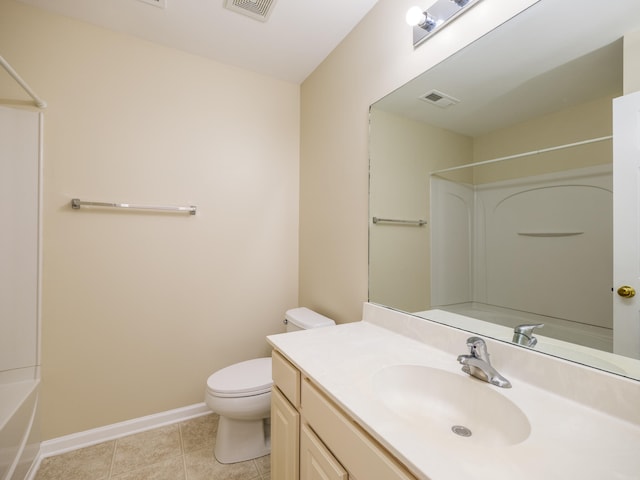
[{"x1": 206, "y1": 357, "x2": 272, "y2": 398}]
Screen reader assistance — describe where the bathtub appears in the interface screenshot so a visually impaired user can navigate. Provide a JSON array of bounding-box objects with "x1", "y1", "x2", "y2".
[{"x1": 0, "y1": 375, "x2": 40, "y2": 480}]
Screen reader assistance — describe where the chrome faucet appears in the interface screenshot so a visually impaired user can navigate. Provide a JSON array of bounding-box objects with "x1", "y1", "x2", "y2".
[
  {"x1": 457, "y1": 337, "x2": 512, "y2": 388},
  {"x1": 512, "y1": 323, "x2": 544, "y2": 347}
]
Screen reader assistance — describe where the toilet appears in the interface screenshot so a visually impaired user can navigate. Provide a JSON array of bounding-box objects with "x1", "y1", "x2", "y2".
[{"x1": 205, "y1": 307, "x2": 335, "y2": 464}]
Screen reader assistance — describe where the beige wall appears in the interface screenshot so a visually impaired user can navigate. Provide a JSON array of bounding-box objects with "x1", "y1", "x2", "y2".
[
  {"x1": 299, "y1": 0, "x2": 539, "y2": 323},
  {"x1": 368, "y1": 108, "x2": 472, "y2": 312},
  {"x1": 472, "y1": 94, "x2": 616, "y2": 184},
  {"x1": 0, "y1": 1, "x2": 300, "y2": 439}
]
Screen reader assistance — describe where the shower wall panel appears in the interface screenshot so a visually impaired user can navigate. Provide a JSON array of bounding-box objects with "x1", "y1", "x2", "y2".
[
  {"x1": 0, "y1": 106, "x2": 40, "y2": 375},
  {"x1": 431, "y1": 164, "x2": 612, "y2": 334}
]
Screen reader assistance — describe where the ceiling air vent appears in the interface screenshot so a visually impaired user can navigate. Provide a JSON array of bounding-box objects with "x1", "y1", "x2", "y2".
[
  {"x1": 224, "y1": 0, "x2": 278, "y2": 22},
  {"x1": 419, "y1": 89, "x2": 460, "y2": 108}
]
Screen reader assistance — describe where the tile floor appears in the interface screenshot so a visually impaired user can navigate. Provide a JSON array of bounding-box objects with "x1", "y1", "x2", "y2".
[{"x1": 35, "y1": 413, "x2": 270, "y2": 480}]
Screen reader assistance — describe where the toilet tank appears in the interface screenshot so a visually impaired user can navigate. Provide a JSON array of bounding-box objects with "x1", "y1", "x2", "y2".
[{"x1": 285, "y1": 307, "x2": 335, "y2": 332}]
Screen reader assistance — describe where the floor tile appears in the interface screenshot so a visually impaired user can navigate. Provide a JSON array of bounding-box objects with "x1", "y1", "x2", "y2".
[
  {"x1": 253, "y1": 455, "x2": 270, "y2": 475},
  {"x1": 34, "y1": 419, "x2": 270, "y2": 480},
  {"x1": 34, "y1": 441, "x2": 115, "y2": 480},
  {"x1": 110, "y1": 456, "x2": 186, "y2": 480},
  {"x1": 111, "y1": 424, "x2": 182, "y2": 475},
  {"x1": 184, "y1": 448, "x2": 261, "y2": 480},
  {"x1": 179, "y1": 413, "x2": 217, "y2": 454}
]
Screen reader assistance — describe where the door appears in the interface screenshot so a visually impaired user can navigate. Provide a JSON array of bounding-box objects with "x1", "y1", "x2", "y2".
[{"x1": 613, "y1": 90, "x2": 640, "y2": 358}]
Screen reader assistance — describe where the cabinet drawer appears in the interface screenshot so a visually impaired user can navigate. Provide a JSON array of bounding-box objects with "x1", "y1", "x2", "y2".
[
  {"x1": 300, "y1": 424, "x2": 348, "y2": 480},
  {"x1": 272, "y1": 350, "x2": 300, "y2": 407},
  {"x1": 301, "y1": 379, "x2": 418, "y2": 480}
]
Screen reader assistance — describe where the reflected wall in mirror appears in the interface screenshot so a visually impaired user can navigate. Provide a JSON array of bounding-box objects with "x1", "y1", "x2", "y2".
[{"x1": 369, "y1": 0, "x2": 640, "y2": 380}]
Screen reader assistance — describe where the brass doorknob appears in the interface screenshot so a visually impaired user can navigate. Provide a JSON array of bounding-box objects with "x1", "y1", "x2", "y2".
[{"x1": 617, "y1": 286, "x2": 636, "y2": 298}]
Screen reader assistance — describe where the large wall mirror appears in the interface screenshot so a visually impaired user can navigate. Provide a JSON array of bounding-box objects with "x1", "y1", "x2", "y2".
[{"x1": 369, "y1": 0, "x2": 640, "y2": 380}]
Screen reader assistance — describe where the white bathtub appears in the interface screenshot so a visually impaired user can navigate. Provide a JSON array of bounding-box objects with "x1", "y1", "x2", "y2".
[{"x1": 0, "y1": 376, "x2": 40, "y2": 480}]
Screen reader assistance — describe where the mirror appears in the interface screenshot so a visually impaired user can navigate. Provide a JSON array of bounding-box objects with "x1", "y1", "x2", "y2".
[{"x1": 369, "y1": 0, "x2": 640, "y2": 380}]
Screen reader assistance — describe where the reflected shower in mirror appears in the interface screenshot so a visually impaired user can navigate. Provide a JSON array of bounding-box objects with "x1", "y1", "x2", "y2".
[{"x1": 369, "y1": 0, "x2": 640, "y2": 380}]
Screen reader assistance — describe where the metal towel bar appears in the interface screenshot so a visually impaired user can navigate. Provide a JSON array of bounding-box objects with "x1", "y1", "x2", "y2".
[
  {"x1": 517, "y1": 231, "x2": 583, "y2": 237},
  {"x1": 71, "y1": 198, "x2": 197, "y2": 215},
  {"x1": 372, "y1": 217, "x2": 427, "y2": 226}
]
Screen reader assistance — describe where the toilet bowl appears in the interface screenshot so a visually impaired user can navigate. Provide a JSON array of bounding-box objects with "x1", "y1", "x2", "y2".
[
  {"x1": 205, "y1": 307, "x2": 335, "y2": 463},
  {"x1": 205, "y1": 357, "x2": 272, "y2": 463}
]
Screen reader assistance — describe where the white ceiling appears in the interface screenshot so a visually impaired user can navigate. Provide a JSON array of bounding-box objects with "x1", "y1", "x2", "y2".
[{"x1": 17, "y1": 0, "x2": 380, "y2": 84}]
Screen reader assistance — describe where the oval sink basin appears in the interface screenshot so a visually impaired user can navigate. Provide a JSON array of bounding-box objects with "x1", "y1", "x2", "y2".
[{"x1": 372, "y1": 365, "x2": 530, "y2": 446}]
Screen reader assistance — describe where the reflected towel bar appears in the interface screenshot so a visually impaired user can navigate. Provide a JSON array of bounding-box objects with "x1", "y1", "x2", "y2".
[
  {"x1": 372, "y1": 217, "x2": 427, "y2": 226},
  {"x1": 517, "y1": 231, "x2": 583, "y2": 237},
  {"x1": 71, "y1": 199, "x2": 197, "y2": 215}
]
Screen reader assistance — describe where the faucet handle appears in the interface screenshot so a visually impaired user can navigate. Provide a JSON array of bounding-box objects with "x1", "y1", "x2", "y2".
[
  {"x1": 466, "y1": 336, "x2": 489, "y2": 361},
  {"x1": 466, "y1": 336, "x2": 485, "y2": 348},
  {"x1": 513, "y1": 323, "x2": 544, "y2": 347},
  {"x1": 514, "y1": 323, "x2": 544, "y2": 335}
]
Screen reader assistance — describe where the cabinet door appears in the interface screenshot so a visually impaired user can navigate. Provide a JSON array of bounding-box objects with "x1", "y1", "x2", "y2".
[
  {"x1": 271, "y1": 386, "x2": 300, "y2": 480},
  {"x1": 300, "y1": 424, "x2": 348, "y2": 480}
]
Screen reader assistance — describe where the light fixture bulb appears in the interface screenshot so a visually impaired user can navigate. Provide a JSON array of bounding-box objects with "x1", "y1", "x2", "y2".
[{"x1": 406, "y1": 6, "x2": 426, "y2": 26}]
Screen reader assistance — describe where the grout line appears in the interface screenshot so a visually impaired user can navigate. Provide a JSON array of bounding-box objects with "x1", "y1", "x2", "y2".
[
  {"x1": 178, "y1": 419, "x2": 188, "y2": 479},
  {"x1": 182, "y1": 453, "x2": 189, "y2": 480},
  {"x1": 178, "y1": 420, "x2": 185, "y2": 455},
  {"x1": 107, "y1": 438, "x2": 117, "y2": 479}
]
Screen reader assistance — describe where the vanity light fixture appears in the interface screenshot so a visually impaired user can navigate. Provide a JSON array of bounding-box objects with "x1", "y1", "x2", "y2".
[{"x1": 407, "y1": 0, "x2": 483, "y2": 48}]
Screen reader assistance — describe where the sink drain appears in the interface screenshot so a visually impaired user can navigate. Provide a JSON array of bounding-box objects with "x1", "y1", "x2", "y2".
[{"x1": 451, "y1": 425, "x2": 472, "y2": 437}]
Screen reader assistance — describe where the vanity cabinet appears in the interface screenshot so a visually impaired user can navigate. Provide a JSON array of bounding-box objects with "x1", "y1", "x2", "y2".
[{"x1": 271, "y1": 350, "x2": 418, "y2": 480}]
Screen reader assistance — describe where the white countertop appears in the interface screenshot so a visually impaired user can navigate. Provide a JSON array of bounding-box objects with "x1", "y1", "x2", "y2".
[{"x1": 267, "y1": 305, "x2": 640, "y2": 480}]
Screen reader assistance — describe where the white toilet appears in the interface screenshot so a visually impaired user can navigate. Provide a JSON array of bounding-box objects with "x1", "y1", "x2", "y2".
[{"x1": 205, "y1": 307, "x2": 335, "y2": 464}]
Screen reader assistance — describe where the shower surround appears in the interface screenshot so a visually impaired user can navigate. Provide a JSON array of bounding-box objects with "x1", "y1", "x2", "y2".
[
  {"x1": 0, "y1": 106, "x2": 42, "y2": 480},
  {"x1": 431, "y1": 164, "x2": 613, "y2": 350}
]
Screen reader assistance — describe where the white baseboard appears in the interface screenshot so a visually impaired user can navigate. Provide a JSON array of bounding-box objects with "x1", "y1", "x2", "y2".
[{"x1": 38, "y1": 402, "x2": 211, "y2": 459}]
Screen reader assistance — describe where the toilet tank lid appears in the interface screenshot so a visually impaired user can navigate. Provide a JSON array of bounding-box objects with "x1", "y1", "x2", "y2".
[
  {"x1": 285, "y1": 307, "x2": 335, "y2": 329},
  {"x1": 206, "y1": 357, "x2": 272, "y2": 396}
]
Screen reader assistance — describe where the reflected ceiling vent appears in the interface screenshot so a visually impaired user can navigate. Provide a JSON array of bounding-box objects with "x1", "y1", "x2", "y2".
[
  {"x1": 419, "y1": 89, "x2": 460, "y2": 108},
  {"x1": 224, "y1": 0, "x2": 278, "y2": 22}
]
